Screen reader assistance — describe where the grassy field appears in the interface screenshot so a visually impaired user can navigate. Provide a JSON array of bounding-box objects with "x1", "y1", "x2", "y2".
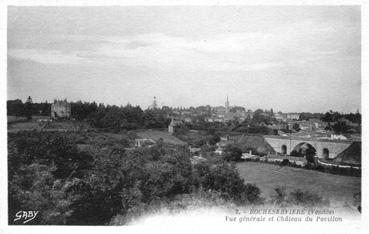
[
  {"x1": 7, "y1": 117, "x2": 92, "y2": 132},
  {"x1": 236, "y1": 162, "x2": 361, "y2": 207}
]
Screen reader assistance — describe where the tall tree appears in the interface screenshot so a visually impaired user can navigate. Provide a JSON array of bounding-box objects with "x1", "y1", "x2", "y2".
[{"x1": 25, "y1": 96, "x2": 33, "y2": 120}]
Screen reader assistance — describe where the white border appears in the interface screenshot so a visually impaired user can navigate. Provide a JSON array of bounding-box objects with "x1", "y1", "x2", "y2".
[{"x1": 1, "y1": 1, "x2": 368, "y2": 234}]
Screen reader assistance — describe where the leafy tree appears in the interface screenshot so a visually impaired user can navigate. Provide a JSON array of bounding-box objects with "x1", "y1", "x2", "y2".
[
  {"x1": 289, "y1": 189, "x2": 326, "y2": 206},
  {"x1": 332, "y1": 120, "x2": 350, "y2": 134},
  {"x1": 252, "y1": 109, "x2": 273, "y2": 125},
  {"x1": 25, "y1": 96, "x2": 33, "y2": 120},
  {"x1": 9, "y1": 130, "x2": 263, "y2": 225},
  {"x1": 321, "y1": 111, "x2": 361, "y2": 125},
  {"x1": 299, "y1": 112, "x2": 323, "y2": 121},
  {"x1": 7, "y1": 99, "x2": 25, "y2": 117},
  {"x1": 234, "y1": 125, "x2": 273, "y2": 135},
  {"x1": 8, "y1": 163, "x2": 74, "y2": 225},
  {"x1": 10, "y1": 132, "x2": 93, "y2": 179},
  {"x1": 207, "y1": 134, "x2": 220, "y2": 146},
  {"x1": 66, "y1": 145, "x2": 193, "y2": 225},
  {"x1": 271, "y1": 187, "x2": 327, "y2": 207},
  {"x1": 193, "y1": 162, "x2": 261, "y2": 204},
  {"x1": 71, "y1": 101, "x2": 98, "y2": 120},
  {"x1": 292, "y1": 123, "x2": 301, "y2": 132},
  {"x1": 222, "y1": 144, "x2": 243, "y2": 162},
  {"x1": 8, "y1": 132, "x2": 94, "y2": 225}
]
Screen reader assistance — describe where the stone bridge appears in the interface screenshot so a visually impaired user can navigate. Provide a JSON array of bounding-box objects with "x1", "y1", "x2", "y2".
[{"x1": 264, "y1": 135, "x2": 354, "y2": 159}]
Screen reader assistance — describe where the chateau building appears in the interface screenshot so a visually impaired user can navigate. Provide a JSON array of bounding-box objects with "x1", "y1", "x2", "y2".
[{"x1": 51, "y1": 99, "x2": 71, "y2": 119}]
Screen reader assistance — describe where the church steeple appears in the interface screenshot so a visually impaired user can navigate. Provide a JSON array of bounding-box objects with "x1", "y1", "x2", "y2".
[
  {"x1": 150, "y1": 96, "x2": 158, "y2": 109},
  {"x1": 225, "y1": 95, "x2": 230, "y2": 113}
]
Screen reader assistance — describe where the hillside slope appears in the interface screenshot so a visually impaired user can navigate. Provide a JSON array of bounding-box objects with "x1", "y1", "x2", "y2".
[{"x1": 332, "y1": 142, "x2": 361, "y2": 166}]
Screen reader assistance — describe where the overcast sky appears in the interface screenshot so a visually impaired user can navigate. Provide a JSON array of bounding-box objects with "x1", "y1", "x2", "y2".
[{"x1": 7, "y1": 6, "x2": 360, "y2": 112}]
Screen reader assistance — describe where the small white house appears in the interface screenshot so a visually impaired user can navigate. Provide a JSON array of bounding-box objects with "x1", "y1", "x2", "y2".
[
  {"x1": 135, "y1": 138, "x2": 156, "y2": 147},
  {"x1": 215, "y1": 147, "x2": 223, "y2": 155},
  {"x1": 330, "y1": 134, "x2": 347, "y2": 140}
]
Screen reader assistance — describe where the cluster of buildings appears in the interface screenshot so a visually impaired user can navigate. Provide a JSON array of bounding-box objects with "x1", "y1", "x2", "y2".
[
  {"x1": 149, "y1": 96, "x2": 306, "y2": 125},
  {"x1": 206, "y1": 96, "x2": 254, "y2": 123},
  {"x1": 48, "y1": 96, "x2": 361, "y2": 142},
  {"x1": 150, "y1": 96, "x2": 254, "y2": 123},
  {"x1": 274, "y1": 112, "x2": 300, "y2": 121}
]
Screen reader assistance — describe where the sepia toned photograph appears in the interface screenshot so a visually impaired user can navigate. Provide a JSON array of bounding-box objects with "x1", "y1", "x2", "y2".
[{"x1": 2, "y1": 2, "x2": 365, "y2": 232}]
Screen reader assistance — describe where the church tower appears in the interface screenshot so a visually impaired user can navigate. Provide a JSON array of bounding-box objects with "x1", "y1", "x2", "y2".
[
  {"x1": 225, "y1": 95, "x2": 230, "y2": 114},
  {"x1": 151, "y1": 96, "x2": 158, "y2": 109}
]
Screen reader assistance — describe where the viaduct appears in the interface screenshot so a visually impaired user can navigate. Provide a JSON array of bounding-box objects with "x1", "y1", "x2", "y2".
[{"x1": 264, "y1": 135, "x2": 355, "y2": 159}]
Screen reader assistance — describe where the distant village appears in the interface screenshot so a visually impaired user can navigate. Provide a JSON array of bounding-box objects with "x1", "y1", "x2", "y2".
[
  {"x1": 8, "y1": 95, "x2": 361, "y2": 143},
  {"x1": 147, "y1": 96, "x2": 361, "y2": 142}
]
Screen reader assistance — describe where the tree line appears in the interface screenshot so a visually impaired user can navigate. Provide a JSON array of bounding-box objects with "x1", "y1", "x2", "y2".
[
  {"x1": 7, "y1": 98, "x2": 361, "y2": 134},
  {"x1": 7, "y1": 98, "x2": 50, "y2": 118},
  {"x1": 7, "y1": 99, "x2": 170, "y2": 131}
]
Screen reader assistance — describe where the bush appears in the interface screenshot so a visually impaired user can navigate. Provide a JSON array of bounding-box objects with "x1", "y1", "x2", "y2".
[
  {"x1": 303, "y1": 162, "x2": 315, "y2": 170},
  {"x1": 9, "y1": 131, "x2": 263, "y2": 225},
  {"x1": 193, "y1": 161, "x2": 262, "y2": 204},
  {"x1": 281, "y1": 159, "x2": 290, "y2": 166},
  {"x1": 271, "y1": 187, "x2": 328, "y2": 207},
  {"x1": 65, "y1": 145, "x2": 193, "y2": 225},
  {"x1": 288, "y1": 189, "x2": 327, "y2": 207},
  {"x1": 222, "y1": 144, "x2": 243, "y2": 162},
  {"x1": 271, "y1": 186, "x2": 288, "y2": 206},
  {"x1": 207, "y1": 134, "x2": 220, "y2": 146},
  {"x1": 8, "y1": 132, "x2": 94, "y2": 225},
  {"x1": 8, "y1": 163, "x2": 72, "y2": 225},
  {"x1": 290, "y1": 161, "x2": 301, "y2": 168}
]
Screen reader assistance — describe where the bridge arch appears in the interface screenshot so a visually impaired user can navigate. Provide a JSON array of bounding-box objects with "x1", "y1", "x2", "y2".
[
  {"x1": 322, "y1": 148, "x2": 329, "y2": 159},
  {"x1": 290, "y1": 142, "x2": 317, "y2": 163},
  {"x1": 281, "y1": 145, "x2": 287, "y2": 154}
]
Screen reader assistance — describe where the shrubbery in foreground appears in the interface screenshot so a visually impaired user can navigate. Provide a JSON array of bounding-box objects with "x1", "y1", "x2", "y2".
[
  {"x1": 271, "y1": 186, "x2": 329, "y2": 207},
  {"x1": 8, "y1": 131, "x2": 262, "y2": 225},
  {"x1": 9, "y1": 132, "x2": 341, "y2": 225}
]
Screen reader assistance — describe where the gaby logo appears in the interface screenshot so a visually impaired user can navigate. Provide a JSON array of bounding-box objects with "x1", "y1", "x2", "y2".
[{"x1": 13, "y1": 211, "x2": 39, "y2": 224}]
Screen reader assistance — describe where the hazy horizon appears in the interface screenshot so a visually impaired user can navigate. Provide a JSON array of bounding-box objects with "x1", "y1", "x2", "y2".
[{"x1": 7, "y1": 6, "x2": 361, "y2": 113}]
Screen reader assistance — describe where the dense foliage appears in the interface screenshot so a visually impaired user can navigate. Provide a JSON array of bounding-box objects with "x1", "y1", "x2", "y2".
[
  {"x1": 8, "y1": 131, "x2": 261, "y2": 225},
  {"x1": 298, "y1": 112, "x2": 324, "y2": 121},
  {"x1": 222, "y1": 144, "x2": 243, "y2": 162},
  {"x1": 271, "y1": 186, "x2": 328, "y2": 207},
  {"x1": 174, "y1": 128, "x2": 221, "y2": 147},
  {"x1": 8, "y1": 99, "x2": 170, "y2": 131},
  {"x1": 71, "y1": 102, "x2": 170, "y2": 131},
  {"x1": 8, "y1": 131, "x2": 94, "y2": 224},
  {"x1": 252, "y1": 109, "x2": 274, "y2": 125},
  {"x1": 7, "y1": 99, "x2": 50, "y2": 117},
  {"x1": 233, "y1": 125, "x2": 275, "y2": 135},
  {"x1": 321, "y1": 111, "x2": 361, "y2": 124},
  {"x1": 193, "y1": 161, "x2": 261, "y2": 204}
]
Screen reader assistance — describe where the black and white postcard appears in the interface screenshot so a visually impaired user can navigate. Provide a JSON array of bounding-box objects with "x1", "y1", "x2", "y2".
[{"x1": 1, "y1": 1, "x2": 368, "y2": 234}]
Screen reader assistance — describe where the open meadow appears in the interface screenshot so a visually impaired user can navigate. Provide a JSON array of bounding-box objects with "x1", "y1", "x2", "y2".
[{"x1": 236, "y1": 162, "x2": 361, "y2": 208}]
